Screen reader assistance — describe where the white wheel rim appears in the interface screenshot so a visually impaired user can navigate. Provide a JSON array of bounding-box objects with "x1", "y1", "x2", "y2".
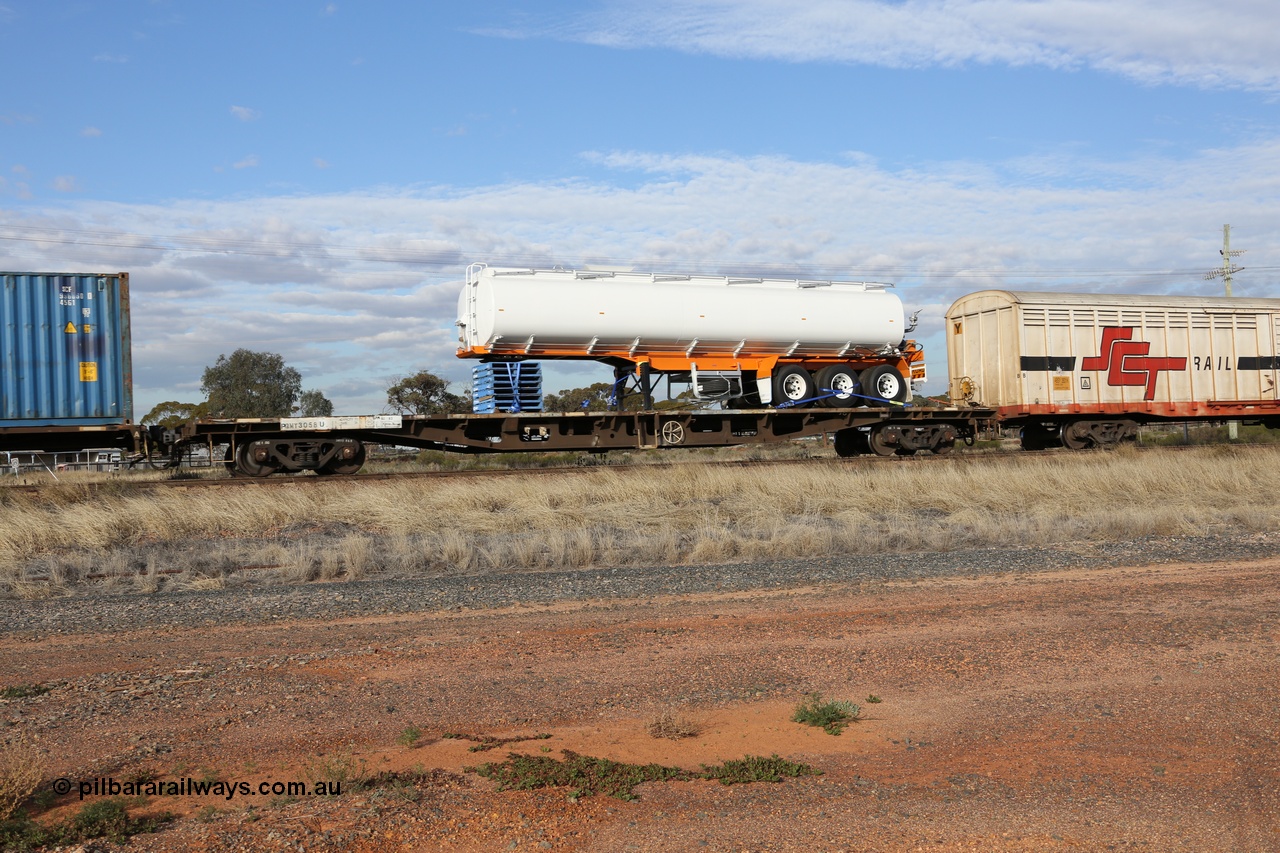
[{"x1": 876, "y1": 373, "x2": 900, "y2": 398}]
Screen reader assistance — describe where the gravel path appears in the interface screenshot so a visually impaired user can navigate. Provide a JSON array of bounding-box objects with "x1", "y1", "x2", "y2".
[{"x1": 6, "y1": 531, "x2": 1276, "y2": 636}]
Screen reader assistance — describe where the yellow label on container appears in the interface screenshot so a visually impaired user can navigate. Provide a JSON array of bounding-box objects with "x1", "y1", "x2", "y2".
[
  {"x1": 1053, "y1": 375, "x2": 1071, "y2": 391},
  {"x1": 79, "y1": 362, "x2": 98, "y2": 382},
  {"x1": 64, "y1": 321, "x2": 77, "y2": 334}
]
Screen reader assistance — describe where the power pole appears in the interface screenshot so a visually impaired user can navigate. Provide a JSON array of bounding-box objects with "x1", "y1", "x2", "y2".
[
  {"x1": 1204, "y1": 224, "x2": 1245, "y2": 296},
  {"x1": 1203, "y1": 225, "x2": 1247, "y2": 440}
]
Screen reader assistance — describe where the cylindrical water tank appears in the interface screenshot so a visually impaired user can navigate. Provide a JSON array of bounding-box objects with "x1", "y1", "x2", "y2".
[{"x1": 457, "y1": 266, "x2": 905, "y2": 358}]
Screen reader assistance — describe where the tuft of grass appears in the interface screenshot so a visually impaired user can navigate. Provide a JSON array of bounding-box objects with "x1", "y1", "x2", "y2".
[
  {"x1": 0, "y1": 685, "x2": 49, "y2": 700},
  {"x1": 791, "y1": 692, "x2": 862, "y2": 735},
  {"x1": 0, "y1": 735, "x2": 43, "y2": 821},
  {"x1": 396, "y1": 726, "x2": 423, "y2": 748},
  {"x1": 469, "y1": 750, "x2": 819, "y2": 801},
  {"x1": 865, "y1": 694, "x2": 883, "y2": 704},
  {"x1": 302, "y1": 750, "x2": 368, "y2": 791},
  {"x1": 646, "y1": 709, "x2": 702, "y2": 740}
]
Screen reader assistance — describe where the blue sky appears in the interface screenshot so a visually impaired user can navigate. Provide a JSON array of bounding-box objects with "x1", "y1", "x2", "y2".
[{"x1": 3, "y1": 0, "x2": 1280, "y2": 415}]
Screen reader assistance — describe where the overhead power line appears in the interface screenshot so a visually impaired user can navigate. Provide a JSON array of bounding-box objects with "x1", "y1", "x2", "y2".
[{"x1": 0, "y1": 225, "x2": 1274, "y2": 282}]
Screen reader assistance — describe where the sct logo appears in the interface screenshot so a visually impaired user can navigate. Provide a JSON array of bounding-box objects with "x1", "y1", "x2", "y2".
[{"x1": 1081, "y1": 327, "x2": 1187, "y2": 401}]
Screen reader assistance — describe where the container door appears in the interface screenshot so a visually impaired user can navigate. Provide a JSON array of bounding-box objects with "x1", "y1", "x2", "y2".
[{"x1": 1, "y1": 272, "x2": 129, "y2": 425}]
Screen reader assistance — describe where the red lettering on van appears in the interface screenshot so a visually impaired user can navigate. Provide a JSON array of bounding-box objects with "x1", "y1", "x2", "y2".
[{"x1": 1081, "y1": 327, "x2": 1187, "y2": 401}]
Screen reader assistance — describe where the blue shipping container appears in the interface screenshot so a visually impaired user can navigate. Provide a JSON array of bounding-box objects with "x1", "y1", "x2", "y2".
[{"x1": 0, "y1": 272, "x2": 133, "y2": 426}]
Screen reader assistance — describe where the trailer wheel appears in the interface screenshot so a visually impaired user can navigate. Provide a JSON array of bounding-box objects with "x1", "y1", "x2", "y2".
[
  {"x1": 860, "y1": 365, "x2": 908, "y2": 405},
  {"x1": 772, "y1": 366, "x2": 815, "y2": 406},
  {"x1": 815, "y1": 364, "x2": 861, "y2": 408}
]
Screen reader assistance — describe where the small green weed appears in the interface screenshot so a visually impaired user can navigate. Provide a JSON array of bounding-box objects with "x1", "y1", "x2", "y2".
[
  {"x1": 470, "y1": 750, "x2": 690, "y2": 801},
  {"x1": 0, "y1": 799, "x2": 174, "y2": 852},
  {"x1": 865, "y1": 694, "x2": 883, "y2": 704},
  {"x1": 469, "y1": 750, "x2": 819, "y2": 801},
  {"x1": 0, "y1": 685, "x2": 49, "y2": 700},
  {"x1": 700, "y1": 754, "x2": 821, "y2": 785},
  {"x1": 396, "y1": 726, "x2": 423, "y2": 748},
  {"x1": 302, "y1": 750, "x2": 369, "y2": 791},
  {"x1": 442, "y1": 732, "x2": 552, "y2": 753},
  {"x1": 195, "y1": 805, "x2": 222, "y2": 823},
  {"x1": 791, "y1": 692, "x2": 862, "y2": 735}
]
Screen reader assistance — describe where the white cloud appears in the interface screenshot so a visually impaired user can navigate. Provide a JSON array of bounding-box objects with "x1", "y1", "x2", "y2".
[
  {"x1": 81, "y1": 126, "x2": 102, "y2": 138},
  {"x1": 540, "y1": 0, "x2": 1280, "y2": 91},
  {"x1": 52, "y1": 175, "x2": 80, "y2": 192},
  {"x1": 233, "y1": 154, "x2": 260, "y2": 169},
  {"x1": 4, "y1": 139, "x2": 1280, "y2": 413},
  {"x1": 314, "y1": 157, "x2": 332, "y2": 169},
  {"x1": 92, "y1": 53, "x2": 129, "y2": 64},
  {"x1": 230, "y1": 105, "x2": 261, "y2": 122}
]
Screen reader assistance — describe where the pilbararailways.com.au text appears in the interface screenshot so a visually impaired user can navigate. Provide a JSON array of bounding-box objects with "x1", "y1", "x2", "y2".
[{"x1": 54, "y1": 777, "x2": 342, "y2": 801}]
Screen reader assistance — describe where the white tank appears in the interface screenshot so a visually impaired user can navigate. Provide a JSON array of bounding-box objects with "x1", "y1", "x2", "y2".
[{"x1": 457, "y1": 264, "x2": 906, "y2": 359}]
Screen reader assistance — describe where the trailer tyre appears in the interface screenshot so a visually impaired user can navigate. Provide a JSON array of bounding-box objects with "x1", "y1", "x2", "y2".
[
  {"x1": 815, "y1": 364, "x2": 861, "y2": 408},
  {"x1": 772, "y1": 366, "x2": 815, "y2": 407},
  {"x1": 860, "y1": 365, "x2": 908, "y2": 405}
]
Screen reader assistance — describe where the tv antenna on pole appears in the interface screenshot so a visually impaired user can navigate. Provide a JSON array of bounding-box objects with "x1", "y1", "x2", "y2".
[{"x1": 1204, "y1": 224, "x2": 1245, "y2": 296}]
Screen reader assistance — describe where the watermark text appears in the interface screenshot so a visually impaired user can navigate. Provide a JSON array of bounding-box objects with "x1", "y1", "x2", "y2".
[{"x1": 52, "y1": 777, "x2": 341, "y2": 801}]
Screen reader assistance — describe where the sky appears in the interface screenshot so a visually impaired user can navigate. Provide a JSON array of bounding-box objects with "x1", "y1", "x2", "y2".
[{"x1": 3, "y1": 0, "x2": 1280, "y2": 416}]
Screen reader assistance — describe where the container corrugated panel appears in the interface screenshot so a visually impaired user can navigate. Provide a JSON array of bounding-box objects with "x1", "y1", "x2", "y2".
[
  {"x1": 0, "y1": 272, "x2": 133, "y2": 426},
  {"x1": 472, "y1": 362, "x2": 543, "y2": 414}
]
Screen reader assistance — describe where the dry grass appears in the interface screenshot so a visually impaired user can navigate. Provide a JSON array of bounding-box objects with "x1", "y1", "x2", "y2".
[
  {"x1": 647, "y1": 709, "x2": 703, "y2": 740},
  {"x1": 3, "y1": 446, "x2": 1279, "y2": 595},
  {"x1": 0, "y1": 733, "x2": 43, "y2": 820}
]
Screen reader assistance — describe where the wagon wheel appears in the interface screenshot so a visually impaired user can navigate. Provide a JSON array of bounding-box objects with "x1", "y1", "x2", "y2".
[
  {"x1": 317, "y1": 442, "x2": 367, "y2": 476},
  {"x1": 867, "y1": 426, "x2": 898, "y2": 457},
  {"x1": 833, "y1": 429, "x2": 870, "y2": 458},
  {"x1": 143, "y1": 449, "x2": 173, "y2": 469},
  {"x1": 235, "y1": 442, "x2": 280, "y2": 478},
  {"x1": 660, "y1": 421, "x2": 686, "y2": 446},
  {"x1": 1061, "y1": 421, "x2": 1092, "y2": 451}
]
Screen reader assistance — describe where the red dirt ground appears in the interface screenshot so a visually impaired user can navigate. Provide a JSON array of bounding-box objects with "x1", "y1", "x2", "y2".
[{"x1": 2, "y1": 559, "x2": 1277, "y2": 851}]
